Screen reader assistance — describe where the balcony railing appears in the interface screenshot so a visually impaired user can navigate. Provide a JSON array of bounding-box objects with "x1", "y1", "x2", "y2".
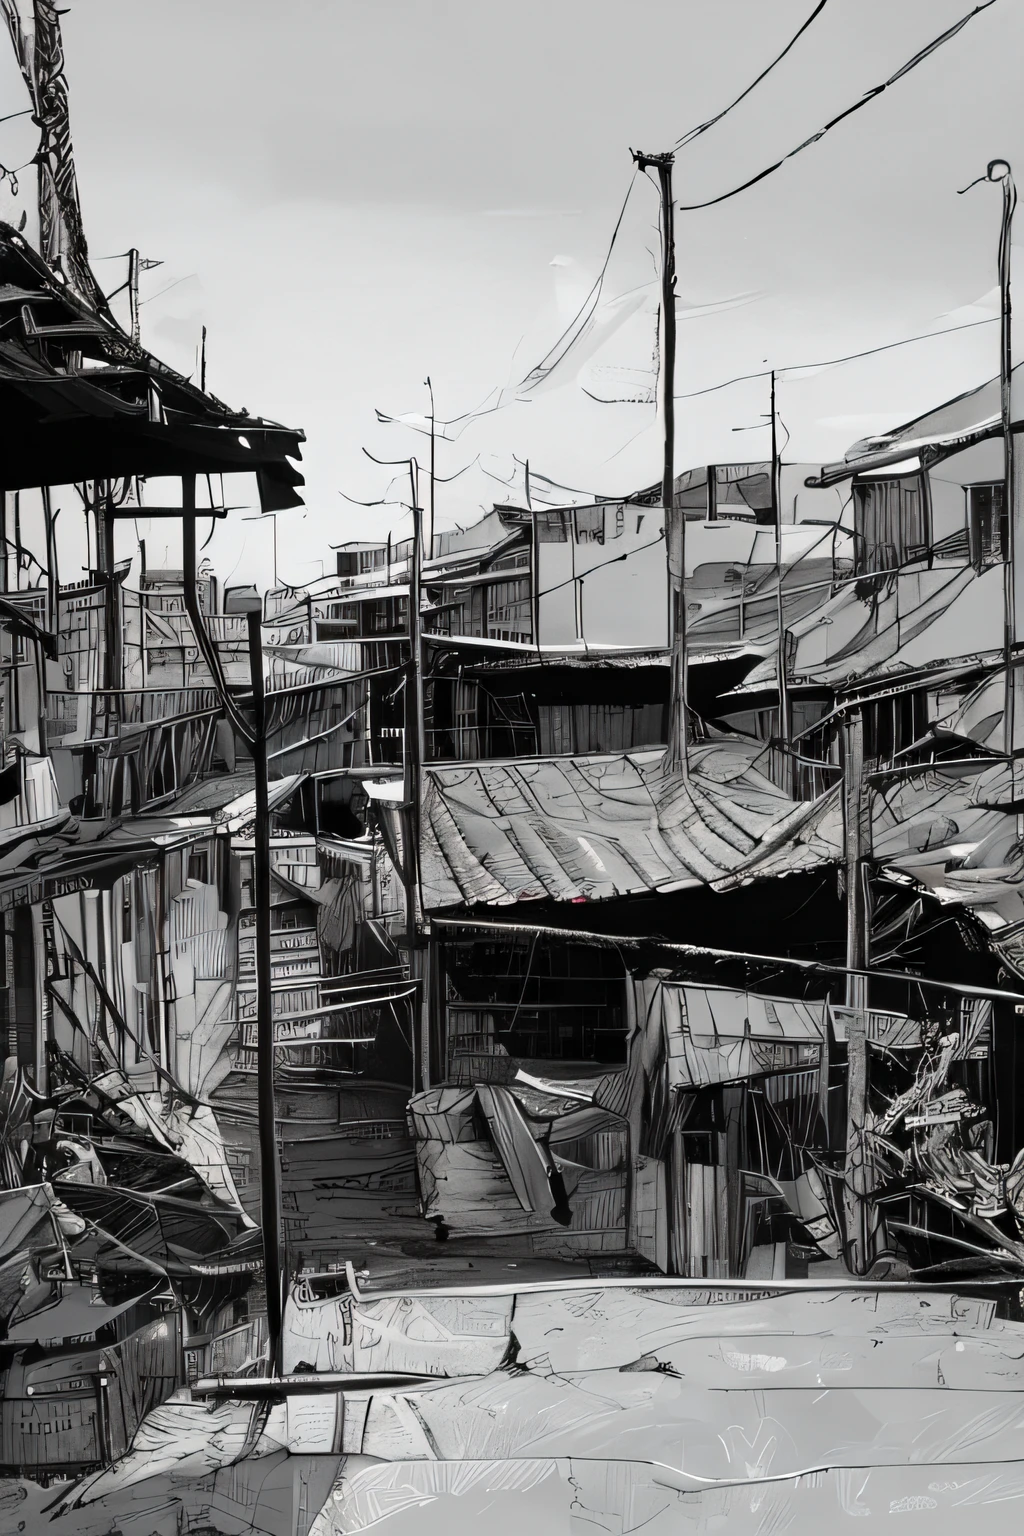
[{"x1": 44, "y1": 688, "x2": 220, "y2": 745}]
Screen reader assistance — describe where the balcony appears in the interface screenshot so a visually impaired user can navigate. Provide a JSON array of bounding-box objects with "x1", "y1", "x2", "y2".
[{"x1": 44, "y1": 688, "x2": 220, "y2": 747}]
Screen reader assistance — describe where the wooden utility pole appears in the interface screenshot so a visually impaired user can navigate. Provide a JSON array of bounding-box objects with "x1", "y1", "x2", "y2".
[
  {"x1": 425, "y1": 377, "x2": 436, "y2": 558},
  {"x1": 633, "y1": 148, "x2": 684, "y2": 774},
  {"x1": 245, "y1": 607, "x2": 285, "y2": 1377},
  {"x1": 771, "y1": 370, "x2": 792, "y2": 796},
  {"x1": 404, "y1": 463, "x2": 430, "y2": 1092},
  {"x1": 841, "y1": 707, "x2": 882, "y2": 1274},
  {"x1": 94, "y1": 484, "x2": 119, "y2": 697},
  {"x1": 182, "y1": 482, "x2": 284, "y2": 1374},
  {"x1": 987, "y1": 163, "x2": 1021, "y2": 789}
]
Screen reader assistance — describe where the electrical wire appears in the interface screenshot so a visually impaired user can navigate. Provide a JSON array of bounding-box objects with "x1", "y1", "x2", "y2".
[
  {"x1": 677, "y1": 0, "x2": 999, "y2": 211},
  {"x1": 512, "y1": 172, "x2": 640, "y2": 398},
  {"x1": 673, "y1": 315, "x2": 999, "y2": 402},
  {"x1": 675, "y1": 0, "x2": 832, "y2": 150}
]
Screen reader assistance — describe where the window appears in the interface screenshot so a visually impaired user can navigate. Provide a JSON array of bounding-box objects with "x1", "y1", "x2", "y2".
[
  {"x1": 852, "y1": 474, "x2": 928, "y2": 582},
  {"x1": 486, "y1": 578, "x2": 532, "y2": 641},
  {"x1": 535, "y1": 510, "x2": 569, "y2": 543},
  {"x1": 966, "y1": 483, "x2": 1004, "y2": 569},
  {"x1": 187, "y1": 848, "x2": 210, "y2": 885},
  {"x1": 574, "y1": 505, "x2": 605, "y2": 544}
]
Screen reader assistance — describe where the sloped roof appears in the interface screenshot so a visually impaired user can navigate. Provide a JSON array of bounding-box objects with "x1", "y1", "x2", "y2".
[
  {"x1": 808, "y1": 363, "x2": 1024, "y2": 487},
  {"x1": 789, "y1": 563, "x2": 1003, "y2": 688},
  {"x1": 727, "y1": 563, "x2": 1003, "y2": 696},
  {"x1": 418, "y1": 742, "x2": 839, "y2": 910}
]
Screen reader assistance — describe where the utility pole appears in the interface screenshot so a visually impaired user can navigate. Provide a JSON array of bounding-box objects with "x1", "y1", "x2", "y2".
[
  {"x1": 244, "y1": 604, "x2": 284, "y2": 1377},
  {"x1": 94, "y1": 483, "x2": 119, "y2": 699},
  {"x1": 841, "y1": 707, "x2": 881, "y2": 1274},
  {"x1": 425, "y1": 377, "x2": 436, "y2": 558},
  {"x1": 404, "y1": 462, "x2": 430, "y2": 1092},
  {"x1": 41, "y1": 485, "x2": 58, "y2": 632},
  {"x1": 986, "y1": 164, "x2": 1020, "y2": 789},
  {"x1": 771, "y1": 370, "x2": 792, "y2": 796},
  {"x1": 183, "y1": 481, "x2": 284, "y2": 1375},
  {"x1": 632, "y1": 148, "x2": 684, "y2": 774}
]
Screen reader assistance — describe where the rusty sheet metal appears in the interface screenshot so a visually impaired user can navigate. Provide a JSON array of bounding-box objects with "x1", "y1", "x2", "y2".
[{"x1": 419, "y1": 742, "x2": 840, "y2": 909}]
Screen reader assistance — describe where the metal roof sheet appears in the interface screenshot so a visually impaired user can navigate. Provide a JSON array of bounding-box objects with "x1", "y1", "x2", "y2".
[{"x1": 419, "y1": 742, "x2": 839, "y2": 909}]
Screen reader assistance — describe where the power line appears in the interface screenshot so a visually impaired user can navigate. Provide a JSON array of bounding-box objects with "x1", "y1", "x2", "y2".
[
  {"x1": 505, "y1": 173, "x2": 641, "y2": 399},
  {"x1": 675, "y1": 0, "x2": 832, "y2": 150},
  {"x1": 677, "y1": 0, "x2": 999, "y2": 211},
  {"x1": 672, "y1": 315, "x2": 999, "y2": 401}
]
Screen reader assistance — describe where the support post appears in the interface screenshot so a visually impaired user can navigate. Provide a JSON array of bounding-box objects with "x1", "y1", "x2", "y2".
[{"x1": 246, "y1": 607, "x2": 284, "y2": 1378}]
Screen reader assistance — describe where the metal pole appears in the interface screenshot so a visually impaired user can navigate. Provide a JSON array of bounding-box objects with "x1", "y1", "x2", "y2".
[
  {"x1": 633, "y1": 149, "x2": 683, "y2": 773},
  {"x1": 246, "y1": 607, "x2": 285, "y2": 1377}
]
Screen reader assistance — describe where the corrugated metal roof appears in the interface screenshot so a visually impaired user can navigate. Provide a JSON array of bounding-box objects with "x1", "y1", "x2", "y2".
[{"x1": 419, "y1": 743, "x2": 839, "y2": 910}]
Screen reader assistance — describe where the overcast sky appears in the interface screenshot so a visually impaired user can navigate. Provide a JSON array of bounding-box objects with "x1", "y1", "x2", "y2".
[{"x1": 1, "y1": 0, "x2": 1021, "y2": 585}]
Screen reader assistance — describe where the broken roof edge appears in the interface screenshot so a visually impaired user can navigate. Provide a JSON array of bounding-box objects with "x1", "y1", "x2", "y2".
[
  {"x1": 806, "y1": 421, "x2": 1004, "y2": 488},
  {"x1": 0, "y1": 222, "x2": 306, "y2": 458},
  {"x1": 804, "y1": 366, "x2": 1024, "y2": 488}
]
